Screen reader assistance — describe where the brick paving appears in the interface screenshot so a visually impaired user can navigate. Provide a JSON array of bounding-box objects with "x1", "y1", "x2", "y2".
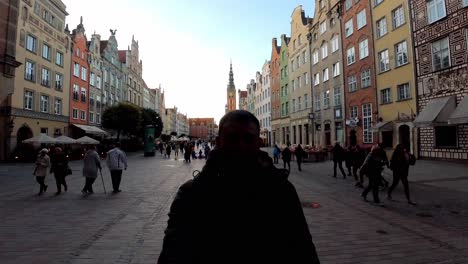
[{"x1": 0, "y1": 152, "x2": 467, "y2": 264}]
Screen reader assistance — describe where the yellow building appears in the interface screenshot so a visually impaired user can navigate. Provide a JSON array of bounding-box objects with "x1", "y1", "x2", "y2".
[
  {"x1": 371, "y1": 0, "x2": 417, "y2": 155},
  {"x1": 2, "y1": 0, "x2": 71, "y2": 159}
]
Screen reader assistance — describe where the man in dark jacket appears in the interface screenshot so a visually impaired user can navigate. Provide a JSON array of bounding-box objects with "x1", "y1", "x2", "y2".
[
  {"x1": 331, "y1": 142, "x2": 346, "y2": 178},
  {"x1": 282, "y1": 143, "x2": 292, "y2": 171},
  {"x1": 158, "y1": 110, "x2": 320, "y2": 264}
]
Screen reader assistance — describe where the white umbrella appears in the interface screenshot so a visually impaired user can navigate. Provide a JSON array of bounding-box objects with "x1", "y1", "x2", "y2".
[
  {"x1": 76, "y1": 136, "x2": 100, "y2": 145},
  {"x1": 23, "y1": 133, "x2": 57, "y2": 144},
  {"x1": 54, "y1": 135, "x2": 77, "y2": 144}
]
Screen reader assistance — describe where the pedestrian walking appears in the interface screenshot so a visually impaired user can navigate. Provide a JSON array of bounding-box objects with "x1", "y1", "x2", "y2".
[
  {"x1": 165, "y1": 144, "x2": 172, "y2": 159},
  {"x1": 388, "y1": 144, "x2": 416, "y2": 205},
  {"x1": 106, "y1": 142, "x2": 128, "y2": 194},
  {"x1": 184, "y1": 144, "x2": 191, "y2": 163},
  {"x1": 344, "y1": 147, "x2": 353, "y2": 177},
  {"x1": 273, "y1": 144, "x2": 281, "y2": 164},
  {"x1": 50, "y1": 147, "x2": 69, "y2": 195},
  {"x1": 361, "y1": 145, "x2": 387, "y2": 205},
  {"x1": 34, "y1": 148, "x2": 50, "y2": 195},
  {"x1": 174, "y1": 143, "x2": 179, "y2": 160},
  {"x1": 204, "y1": 144, "x2": 211, "y2": 160},
  {"x1": 281, "y1": 144, "x2": 292, "y2": 171},
  {"x1": 331, "y1": 142, "x2": 346, "y2": 178},
  {"x1": 295, "y1": 144, "x2": 305, "y2": 171},
  {"x1": 159, "y1": 142, "x2": 164, "y2": 155},
  {"x1": 158, "y1": 110, "x2": 320, "y2": 264},
  {"x1": 82, "y1": 146, "x2": 102, "y2": 194},
  {"x1": 353, "y1": 145, "x2": 366, "y2": 187}
]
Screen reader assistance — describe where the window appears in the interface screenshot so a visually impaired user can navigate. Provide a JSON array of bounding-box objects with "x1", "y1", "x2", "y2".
[
  {"x1": 350, "y1": 106, "x2": 358, "y2": 118},
  {"x1": 304, "y1": 72, "x2": 309, "y2": 85},
  {"x1": 333, "y1": 62, "x2": 340, "y2": 77},
  {"x1": 292, "y1": 99, "x2": 296, "y2": 112},
  {"x1": 80, "y1": 111, "x2": 86, "y2": 120},
  {"x1": 392, "y1": 6, "x2": 405, "y2": 29},
  {"x1": 41, "y1": 68, "x2": 50, "y2": 87},
  {"x1": 319, "y1": 0, "x2": 325, "y2": 9},
  {"x1": 81, "y1": 88, "x2": 86, "y2": 102},
  {"x1": 302, "y1": 50, "x2": 307, "y2": 64},
  {"x1": 348, "y1": 75, "x2": 357, "y2": 92},
  {"x1": 26, "y1": 35, "x2": 36, "y2": 52},
  {"x1": 432, "y1": 37, "x2": 450, "y2": 71},
  {"x1": 345, "y1": 19, "x2": 354, "y2": 37},
  {"x1": 361, "y1": 69, "x2": 371, "y2": 88},
  {"x1": 90, "y1": 72, "x2": 96, "y2": 86},
  {"x1": 298, "y1": 76, "x2": 301, "y2": 88},
  {"x1": 73, "y1": 84, "x2": 79, "y2": 100},
  {"x1": 323, "y1": 90, "x2": 330, "y2": 109},
  {"x1": 330, "y1": 18, "x2": 336, "y2": 28},
  {"x1": 347, "y1": 47, "x2": 355, "y2": 65},
  {"x1": 96, "y1": 76, "x2": 102, "y2": 89},
  {"x1": 314, "y1": 73, "x2": 320, "y2": 86},
  {"x1": 42, "y1": 43, "x2": 51, "y2": 60},
  {"x1": 74, "y1": 63, "x2": 80, "y2": 77},
  {"x1": 314, "y1": 94, "x2": 321, "y2": 111},
  {"x1": 24, "y1": 91, "x2": 33, "y2": 110},
  {"x1": 427, "y1": 0, "x2": 446, "y2": 24},
  {"x1": 296, "y1": 55, "x2": 300, "y2": 69},
  {"x1": 89, "y1": 112, "x2": 95, "y2": 123},
  {"x1": 397, "y1": 83, "x2": 411, "y2": 100},
  {"x1": 334, "y1": 87, "x2": 341, "y2": 106},
  {"x1": 81, "y1": 67, "x2": 87, "y2": 81},
  {"x1": 291, "y1": 59, "x2": 295, "y2": 72},
  {"x1": 89, "y1": 94, "x2": 95, "y2": 107},
  {"x1": 40, "y1": 95, "x2": 49, "y2": 113},
  {"x1": 96, "y1": 113, "x2": 101, "y2": 124},
  {"x1": 54, "y1": 98, "x2": 62, "y2": 115},
  {"x1": 25, "y1": 61, "x2": 35, "y2": 81},
  {"x1": 345, "y1": 0, "x2": 352, "y2": 10},
  {"x1": 320, "y1": 21, "x2": 327, "y2": 34},
  {"x1": 435, "y1": 126, "x2": 457, "y2": 147},
  {"x1": 55, "y1": 73, "x2": 63, "y2": 90},
  {"x1": 379, "y1": 49, "x2": 390, "y2": 72},
  {"x1": 395, "y1": 41, "x2": 408, "y2": 66},
  {"x1": 331, "y1": 35, "x2": 339, "y2": 52},
  {"x1": 291, "y1": 80, "x2": 295, "y2": 92},
  {"x1": 321, "y1": 43, "x2": 328, "y2": 58},
  {"x1": 376, "y1": 18, "x2": 387, "y2": 38},
  {"x1": 375, "y1": 0, "x2": 384, "y2": 5},
  {"x1": 298, "y1": 34, "x2": 302, "y2": 45},
  {"x1": 313, "y1": 50, "x2": 319, "y2": 64},
  {"x1": 56, "y1": 51, "x2": 63, "y2": 66},
  {"x1": 359, "y1": 39, "x2": 369, "y2": 59},
  {"x1": 362, "y1": 104, "x2": 373, "y2": 143},
  {"x1": 357, "y1": 10, "x2": 367, "y2": 29},
  {"x1": 40, "y1": 128, "x2": 48, "y2": 135},
  {"x1": 381, "y1": 88, "x2": 391, "y2": 104},
  {"x1": 323, "y1": 68, "x2": 329, "y2": 82},
  {"x1": 304, "y1": 94, "x2": 308, "y2": 109},
  {"x1": 76, "y1": 48, "x2": 80, "y2": 57},
  {"x1": 96, "y1": 95, "x2": 101, "y2": 108}
]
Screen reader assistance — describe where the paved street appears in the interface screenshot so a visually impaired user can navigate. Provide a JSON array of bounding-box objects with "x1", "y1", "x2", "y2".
[{"x1": 1, "y1": 151, "x2": 468, "y2": 264}]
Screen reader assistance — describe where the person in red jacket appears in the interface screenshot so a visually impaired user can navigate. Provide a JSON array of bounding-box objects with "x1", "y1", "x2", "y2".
[{"x1": 158, "y1": 110, "x2": 320, "y2": 264}]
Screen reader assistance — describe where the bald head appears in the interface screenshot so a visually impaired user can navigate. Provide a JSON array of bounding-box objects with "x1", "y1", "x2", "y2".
[{"x1": 217, "y1": 110, "x2": 261, "y2": 155}]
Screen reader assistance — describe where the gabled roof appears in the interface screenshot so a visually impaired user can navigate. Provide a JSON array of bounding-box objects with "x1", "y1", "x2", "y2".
[
  {"x1": 100, "y1": 41, "x2": 108, "y2": 54},
  {"x1": 239, "y1": 91, "x2": 248, "y2": 97},
  {"x1": 118, "y1": 50, "x2": 126, "y2": 63}
]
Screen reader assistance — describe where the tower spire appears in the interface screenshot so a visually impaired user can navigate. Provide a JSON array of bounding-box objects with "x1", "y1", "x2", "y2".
[{"x1": 228, "y1": 60, "x2": 234, "y2": 86}]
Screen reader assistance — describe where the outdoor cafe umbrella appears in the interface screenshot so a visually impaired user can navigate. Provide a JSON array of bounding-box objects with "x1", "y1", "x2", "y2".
[
  {"x1": 75, "y1": 136, "x2": 100, "y2": 145},
  {"x1": 22, "y1": 133, "x2": 57, "y2": 144},
  {"x1": 54, "y1": 135, "x2": 77, "y2": 144}
]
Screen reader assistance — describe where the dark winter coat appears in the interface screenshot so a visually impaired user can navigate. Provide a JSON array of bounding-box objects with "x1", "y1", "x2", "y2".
[
  {"x1": 295, "y1": 146, "x2": 305, "y2": 160},
  {"x1": 281, "y1": 147, "x2": 292, "y2": 162},
  {"x1": 390, "y1": 151, "x2": 410, "y2": 177},
  {"x1": 50, "y1": 152, "x2": 68, "y2": 176},
  {"x1": 331, "y1": 145, "x2": 345, "y2": 162},
  {"x1": 158, "y1": 149, "x2": 320, "y2": 264}
]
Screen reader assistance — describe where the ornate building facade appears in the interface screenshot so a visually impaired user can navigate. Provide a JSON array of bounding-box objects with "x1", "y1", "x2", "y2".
[
  {"x1": 310, "y1": 0, "x2": 345, "y2": 148},
  {"x1": 238, "y1": 89, "x2": 247, "y2": 110},
  {"x1": 270, "y1": 37, "x2": 281, "y2": 145},
  {"x1": 87, "y1": 33, "x2": 103, "y2": 127},
  {"x1": 279, "y1": 34, "x2": 291, "y2": 145},
  {"x1": 411, "y1": 0, "x2": 468, "y2": 160},
  {"x1": 100, "y1": 31, "x2": 124, "y2": 111}
]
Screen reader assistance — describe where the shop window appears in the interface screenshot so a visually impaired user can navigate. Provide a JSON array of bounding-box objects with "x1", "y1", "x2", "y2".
[
  {"x1": 381, "y1": 131, "x2": 393, "y2": 148},
  {"x1": 435, "y1": 126, "x2": 457, "y2": 148}
]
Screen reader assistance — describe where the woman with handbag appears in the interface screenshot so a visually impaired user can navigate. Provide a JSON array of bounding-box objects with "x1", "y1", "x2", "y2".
[
  {"x1": 388, "y1": 144, "x2": 416, "y2": 205},
  {"x1": 50, "y1": 147, "x2": 69, "y2": 195}
]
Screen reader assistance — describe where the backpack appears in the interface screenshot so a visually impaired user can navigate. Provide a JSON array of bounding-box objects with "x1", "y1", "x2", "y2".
[{"x1": 409, "y1": 154, "x2": 416, "y2": 166}]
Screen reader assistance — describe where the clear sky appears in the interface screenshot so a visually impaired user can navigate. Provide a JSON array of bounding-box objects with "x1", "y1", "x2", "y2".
[{"x1": 63, "y1": 0, "x2": 315, "y2": 123}]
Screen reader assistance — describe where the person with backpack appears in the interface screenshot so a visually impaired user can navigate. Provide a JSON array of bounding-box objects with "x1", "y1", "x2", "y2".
[
  {"x1": 281, "y1": 144, "x2": 292, "y2": 171},
  {"x1": 388, "y1": 144, "x2": 416, "y2": 205}
]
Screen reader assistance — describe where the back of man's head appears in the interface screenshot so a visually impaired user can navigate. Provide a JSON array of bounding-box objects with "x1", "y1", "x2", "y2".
[{"x1": 115, "y1": 142, "x2": 121, "y2": 148}]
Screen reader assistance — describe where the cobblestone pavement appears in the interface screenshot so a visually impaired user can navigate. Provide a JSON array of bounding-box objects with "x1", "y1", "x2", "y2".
[{"x1": 0, "y1": 152, "x2": 467, "y2": 264}]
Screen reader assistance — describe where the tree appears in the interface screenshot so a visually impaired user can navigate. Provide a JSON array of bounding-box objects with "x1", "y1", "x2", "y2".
[
  {"x1": 140, "y1": 108, "x2": 163, "y2": 138},
  {"x1": 102, "y1": 103, "x2": 142, "y2": 140},
  {"x1": 170, "y1": 131, "x2": 177, "y2": 137}
]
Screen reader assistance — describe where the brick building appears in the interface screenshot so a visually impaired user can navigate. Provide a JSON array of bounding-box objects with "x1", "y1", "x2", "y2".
[
  {"x1": 411, "y1": 0, "x2": 468, "y2": 160},
  {"x1": 340, "y1": 0, "x2": 378, "y2": 147},
  {"x1": 189, "y1": 118, "x2": 216, "y2": 140}
]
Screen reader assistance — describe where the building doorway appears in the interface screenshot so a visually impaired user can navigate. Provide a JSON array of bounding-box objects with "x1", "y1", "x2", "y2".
[
  {"x1": 325, "y1": 123, "x2": 331, "y2": 146},
  {"x1": 399, "y1": 125, "x2": 410, "y2": 150},
  {"x1": 305, "y1": 124, "x2": 309, "y2": 145},
  {"x1": 16, "y1": 125, "x2": 33, "y2": 147},
  {"x1": 298, "y1": 125, "x2": 303, "y2": 145}
]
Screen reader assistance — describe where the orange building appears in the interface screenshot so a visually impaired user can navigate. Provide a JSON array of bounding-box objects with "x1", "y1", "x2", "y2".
[
  {"x1": 69, "y1": 17, "x2": 89, "y2": 136},
  {"x1": 189, "y1": 118, "x2": 216, "y2": 140}
]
